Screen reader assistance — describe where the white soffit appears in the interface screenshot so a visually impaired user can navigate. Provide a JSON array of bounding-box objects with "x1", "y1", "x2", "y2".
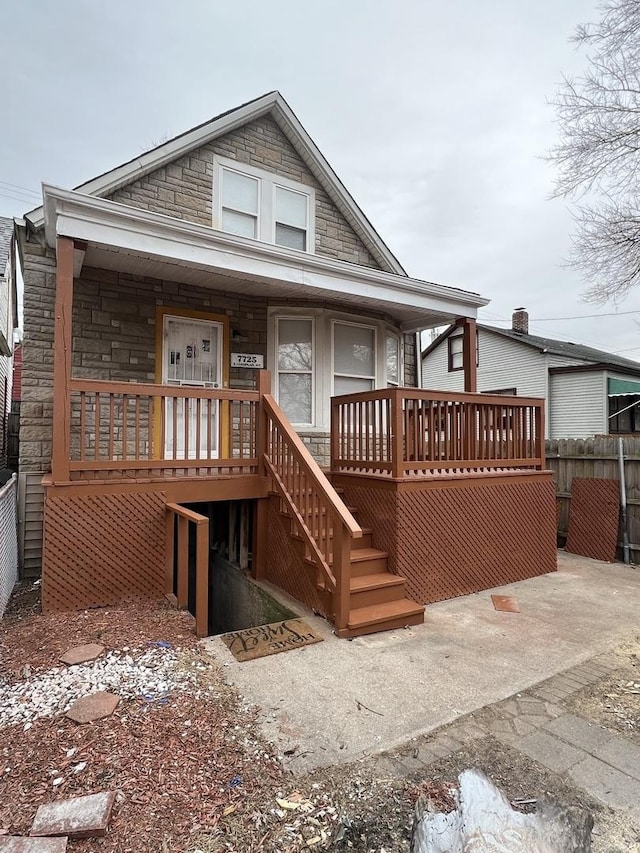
[{"x1": 42, "y1": 186, "x2": 487, "y2": 331}]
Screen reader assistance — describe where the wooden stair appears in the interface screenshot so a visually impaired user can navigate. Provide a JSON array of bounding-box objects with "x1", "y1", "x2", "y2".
[{"x1": 276, "y1": 489, "x2": 424, "y2": 638}]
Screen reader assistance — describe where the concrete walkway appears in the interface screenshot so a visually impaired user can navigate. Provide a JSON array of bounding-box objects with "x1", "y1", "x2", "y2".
[{"x1": 205, "y1": 551, "x2": 640, "y2": 774}]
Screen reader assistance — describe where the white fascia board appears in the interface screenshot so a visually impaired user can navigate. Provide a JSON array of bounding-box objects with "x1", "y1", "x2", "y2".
[{"x1": 44, "y1": 186, "x2": 487, "y2": 326}]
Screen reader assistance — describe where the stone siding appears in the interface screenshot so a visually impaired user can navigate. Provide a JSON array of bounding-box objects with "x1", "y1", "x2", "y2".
[
  {"x1": 107, "y1": 117, "x2": 382, "y2": 270},
  {"x1": 72, "y1": 268, "x2": 268, "y2": 391},
  {"x1": 19, "y1": 238, "x2": 56, "y2": 473}
]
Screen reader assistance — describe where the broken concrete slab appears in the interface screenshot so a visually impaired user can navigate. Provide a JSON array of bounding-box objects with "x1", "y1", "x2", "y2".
[
  {"x1": 59, "y1": 644, "x2": 105, "y2": 666},
  {"x1": 0, "y1": 838, "x2": 68, "y2": 851},
  {"x1": 30, "y1": 791, "x2": 115, "y2": 839},
  {"x1": 66, "y1": 692, "x2": 119, "y2": 724}
]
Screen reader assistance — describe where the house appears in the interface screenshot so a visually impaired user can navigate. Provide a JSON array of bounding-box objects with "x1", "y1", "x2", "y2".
[
  {"x1": 421, "y1": 308, "x2": 640, "y2": 439},
  {"x1": 16, "y1": 92, "x2": 556, "y2": 637},
  {"x1": 0, "y1": 217, "x2": 18, "y2": 469}
]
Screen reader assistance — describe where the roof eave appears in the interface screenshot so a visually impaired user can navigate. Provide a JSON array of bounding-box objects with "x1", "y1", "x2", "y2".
[{"x1": 41, "y1": 185, "x2": 487, "y2": 329}]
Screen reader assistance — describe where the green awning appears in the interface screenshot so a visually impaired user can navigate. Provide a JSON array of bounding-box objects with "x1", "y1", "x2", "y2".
[{"x1": 608, "y1": 378, "x2": 640, "y2": 396}]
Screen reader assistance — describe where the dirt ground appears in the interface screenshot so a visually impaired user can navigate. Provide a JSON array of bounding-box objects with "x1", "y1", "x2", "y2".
[
  {"x1": 565, "y1": 637, "x2": 640, "y2": 746},
  {"x1": 0, "y1": 582, "x2": 637, "y2": 852}
]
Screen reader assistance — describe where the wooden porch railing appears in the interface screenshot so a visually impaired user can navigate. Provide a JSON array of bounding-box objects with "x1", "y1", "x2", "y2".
[
  {"x1": 331, "y1": 388, "x2": 545, "y2": 479},
  {"x1": 59, "y1": 378, "x2": 260, "y2": 481},
  {"x1": 165, "y1": 502, "x2": 209, "y2": 638},
  {"x1": 261, "y1": 393, "x2": 362, "y2": 633}
]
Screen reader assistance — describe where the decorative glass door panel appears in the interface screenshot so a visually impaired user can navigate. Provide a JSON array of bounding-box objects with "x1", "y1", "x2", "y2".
[{"x1": 162, "y1": 316, "x2": 223, "y2": 459}]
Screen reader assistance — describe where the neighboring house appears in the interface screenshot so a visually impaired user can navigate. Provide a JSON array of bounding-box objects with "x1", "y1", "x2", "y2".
[
  {"x1": 16, "y1": 92, "x2": 556, "y2": 637},
  {"x1": 0, "y1": 217, "x2": 18, "y2": 468},
  {"x1": 422, "y1": 308, "x2": 640, "y2": 439},
  {"x1": 7, "y1": 342, "x2": 21, "y2": 472}
]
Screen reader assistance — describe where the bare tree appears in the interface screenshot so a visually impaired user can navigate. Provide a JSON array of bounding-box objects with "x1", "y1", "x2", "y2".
[{"x1": 549, "y1": 0, "x2": 640, "y2": 303}]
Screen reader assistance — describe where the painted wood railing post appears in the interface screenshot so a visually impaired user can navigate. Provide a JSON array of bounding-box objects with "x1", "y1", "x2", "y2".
[
  {"x1": 195, "y1": 519, "x2": 209, "y2": 637},
  {"x1": 177, "y1": 514, "x2": 188, "y2": 609},
  {"x1": 537, "y1": 402, "x2": 545, "y2": 469},
  {"x1": 253, "y1": 370, "x2": 271, "y2": 580},
  {"x1": 52, "y1": 237, "x2": 74, "y2": 483},
  {"x1": 391, "y1": 389, "x2": 404, "y2": 479},
  {"x1": 330, "y1": 397, "x2": 339, "y2": 474},
  {"x1": 461, "y1": 317, "x2": 478, "y2": 394},
  {"x1": 165, "y1": 510, "x2": 175, "y2": 600},
  {"x1": 332, "y1": 514, "x2": 351, "y2": 634}
]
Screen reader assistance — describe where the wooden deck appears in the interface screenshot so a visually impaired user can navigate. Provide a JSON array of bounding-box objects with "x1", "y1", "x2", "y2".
[{"x1": 44, "y1": 357, "x2": 551, "y2": 637}]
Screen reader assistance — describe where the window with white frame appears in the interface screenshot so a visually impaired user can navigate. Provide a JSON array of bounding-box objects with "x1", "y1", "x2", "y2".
[
  {"x1": 215, "y1": 157, "x2": 314, "y2": 253},
  {"x1": 386, "y1": 334, "x2": 401, "y2": 387},
  {"x1": 221, "y1": 168, "x2": 259, "y2": 239},
  {"x1": 276, "y1": 318, "x2": 314, "y2": 424},
  {"x1": 333, "y1": 322, "x2": 376, "y2": 395}
]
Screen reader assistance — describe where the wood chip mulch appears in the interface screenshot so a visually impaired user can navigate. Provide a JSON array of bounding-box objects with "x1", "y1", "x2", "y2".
[
  {"x1": 0, "y1": 588, "x2": 288, "y2": 852},
  {"x1": 0, "y1": 587, "x2": 196, "y2": 683}
]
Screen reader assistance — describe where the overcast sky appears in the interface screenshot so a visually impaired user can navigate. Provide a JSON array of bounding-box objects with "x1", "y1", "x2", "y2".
[{"x1": 3, "y1": 0, "x2": 638, "y2": 359}]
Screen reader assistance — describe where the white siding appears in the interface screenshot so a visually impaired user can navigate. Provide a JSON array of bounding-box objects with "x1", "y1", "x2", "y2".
[
  {"x1": 549, "y1": 371, "x2": 607, "y2": 438},
  {"x1": 547, "y1": 354, "x2": 589, "y2": 368},
  {"x1": 422, "y1": 329, "x2": 551, "y2": 433}
]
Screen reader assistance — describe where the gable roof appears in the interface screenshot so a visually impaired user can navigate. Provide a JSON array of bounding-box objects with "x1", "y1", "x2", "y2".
[
  {"x1": 422, "y1": 321, "x2": 640, "y2": 374},
  {"x1": 0, "y1": 217, "x2": 13, "y2": 277},
  {"x1": 25, "y1": 92, "x2": 405, "y2": 275}
]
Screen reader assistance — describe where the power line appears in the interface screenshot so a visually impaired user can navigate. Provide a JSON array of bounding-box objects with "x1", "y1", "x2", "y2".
[
  {"x1": 532, "y1": 309, "x2": 640, "y2": 321},
  {"x1": 0, "y1": 180, "x2": 40, "y2": 198}
]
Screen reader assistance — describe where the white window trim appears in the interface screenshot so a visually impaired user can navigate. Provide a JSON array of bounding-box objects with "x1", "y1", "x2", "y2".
[
  {"x1": 268, "y1": 307, "x2": 403, "y2": 430},
  {"x1": 386, "y1": 332, "x2": 402, "y2": 387},
  {"x1": 213, "y1": 156, "x2": 315, "y2": 253},
  {"x1": 274, "y1": 316, "x2": 315, "y2": 427}
]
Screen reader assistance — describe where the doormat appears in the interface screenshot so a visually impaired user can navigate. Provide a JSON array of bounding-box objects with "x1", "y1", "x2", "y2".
[{"x1": 220, "y1": 618, "x2": 324, "y2": 662}]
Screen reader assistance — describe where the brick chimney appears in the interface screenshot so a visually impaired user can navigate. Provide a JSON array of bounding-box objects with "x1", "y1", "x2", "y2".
[{"x1": 512, "y1": 307, "x2": 529, "y2": 335}]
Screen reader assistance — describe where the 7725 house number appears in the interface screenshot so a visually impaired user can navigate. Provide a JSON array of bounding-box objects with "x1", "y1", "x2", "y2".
[{"x1": 230, "y1": 353, "x2": 264, "y2": 369}]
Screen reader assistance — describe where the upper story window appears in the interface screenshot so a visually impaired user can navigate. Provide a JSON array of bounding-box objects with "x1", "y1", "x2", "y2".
[{"x1": 215, "y1": 156, "x2": 315, "y2": 253}]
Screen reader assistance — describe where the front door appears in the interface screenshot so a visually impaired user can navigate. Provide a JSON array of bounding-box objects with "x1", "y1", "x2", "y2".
[{"x1": 162, "y1": 315, "x2": 223, "y2": 459}]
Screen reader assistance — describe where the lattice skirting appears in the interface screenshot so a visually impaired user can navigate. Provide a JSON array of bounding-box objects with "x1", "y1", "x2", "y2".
[
  {"x1": 339, "y1": 475, "x2": 557, "y2": 605},
  {"x1": 265, "y1": 496, "x2": 328, "y2": 618},
  {"x1": 42, "y1": 490, "x2": 167, "y2": 612}
]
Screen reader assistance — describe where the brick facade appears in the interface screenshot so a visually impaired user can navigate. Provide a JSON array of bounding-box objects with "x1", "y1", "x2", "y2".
[{"x1": 108, "y1": 117, "x2": 382, "y2": 270}]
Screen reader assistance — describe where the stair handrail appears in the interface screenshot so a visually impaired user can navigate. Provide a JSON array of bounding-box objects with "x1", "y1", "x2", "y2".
[{"x1": 261, "y1": 393, "x2": 362, "y2": 632}]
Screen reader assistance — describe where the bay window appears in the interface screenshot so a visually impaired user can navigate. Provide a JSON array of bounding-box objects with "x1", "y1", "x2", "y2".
[
  {"x1": 276, "y1": 318, "x2": 314, "y2": 425},
  {"x1": 333, "y1": 322, "x2": 376, "y2": 395},
  {"x1": 270, "y1": 309, "x2": 403, "y2": 429}
]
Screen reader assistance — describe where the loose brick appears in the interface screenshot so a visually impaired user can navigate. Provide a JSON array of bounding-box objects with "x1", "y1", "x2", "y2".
[
  {"x1": 0, "y1": 840, "x2": 67, "y2": 852},
  {"x1": 30, "y1": 791, "x2": 116, "y2": 839}
]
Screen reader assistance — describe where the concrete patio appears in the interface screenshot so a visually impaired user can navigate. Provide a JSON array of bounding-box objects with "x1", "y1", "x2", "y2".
[{"x1": 205, "y1": 551, "x2": 640, "y2": 773}]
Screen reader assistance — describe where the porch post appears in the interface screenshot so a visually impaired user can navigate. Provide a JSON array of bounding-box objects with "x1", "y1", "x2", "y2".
[
  {"x1": 253, "y1": 370, "x2": 271, "y2": 580},
  {"x1": 461, "y1": 317, "x2": 477, "y2": 393},
  {"x1": 51, "y1": 237, "x2": 74, "y2": 483}
]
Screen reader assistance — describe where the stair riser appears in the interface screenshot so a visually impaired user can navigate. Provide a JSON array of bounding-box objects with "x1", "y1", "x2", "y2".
[
  {"x1": 337, "y1": 611, "x2": 424, "y2": 638},
  {"x1": 350, "y1": 557, "x2": 389, "y2": 577},
  {"x1": 350, "y1": 583, "x2": 406, "y2": 609}
]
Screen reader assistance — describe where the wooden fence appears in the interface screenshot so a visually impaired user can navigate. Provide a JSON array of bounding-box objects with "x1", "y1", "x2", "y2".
[{"x1": 546, "y1": 436, "x2": 640, "y2": 564}]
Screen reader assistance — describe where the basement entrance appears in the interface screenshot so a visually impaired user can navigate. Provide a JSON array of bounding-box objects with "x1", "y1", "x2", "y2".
[{"x1": 178, "y1": 499, "x2": 297, "y2": 636}]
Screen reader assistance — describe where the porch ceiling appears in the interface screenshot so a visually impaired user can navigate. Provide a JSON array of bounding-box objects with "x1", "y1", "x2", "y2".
[{"x1": 39, "y1": 185, "x2": 489, "y2": 332}]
